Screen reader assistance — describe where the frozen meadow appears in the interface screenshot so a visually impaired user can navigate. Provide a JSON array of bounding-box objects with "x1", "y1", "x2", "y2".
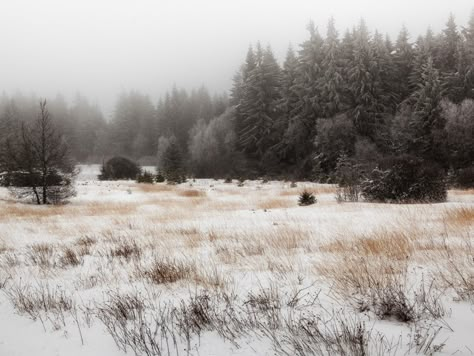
[{"x1": 0, "y1": 165, "x2": 473, "y2": 356}]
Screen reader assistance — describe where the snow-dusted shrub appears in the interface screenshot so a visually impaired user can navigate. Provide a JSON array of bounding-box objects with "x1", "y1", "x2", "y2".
[
  {"x1": 99, "y1": 156, "x2": 140, "y2": 180},
  {"x1": 334, "y1": 153, "x2": 362, "y2": 202},
  {"x1": 361, "y1": 155, "x2": 446, "y2": 203}
]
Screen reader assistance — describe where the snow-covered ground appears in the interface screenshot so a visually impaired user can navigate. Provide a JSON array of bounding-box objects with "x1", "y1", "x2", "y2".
[{"x1": 0, "y1": 164, "x2": 473, "y2": 356}]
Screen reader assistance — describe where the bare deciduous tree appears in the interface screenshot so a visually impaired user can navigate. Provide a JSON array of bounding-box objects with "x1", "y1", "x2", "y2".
[{"x1": 2, "y1": 100, "x2": 77, "y2": 204}]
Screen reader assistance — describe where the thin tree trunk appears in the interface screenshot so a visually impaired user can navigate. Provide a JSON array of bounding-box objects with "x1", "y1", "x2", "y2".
[
  {"x1": 32, "y1": 186, "x2": 41, "y2": 205},
  {"x1": 42, "y1": 185, "x2": 47, "y2": 204}
]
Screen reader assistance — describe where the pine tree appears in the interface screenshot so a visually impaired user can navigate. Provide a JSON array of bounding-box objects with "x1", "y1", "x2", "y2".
[
  {"x1": 273, "y1": 46, "x2": 299, "y2": 162},
  {"x1": 161, "y1": 136, "x2": 185, "y2": 183},
  {"x1": 347, "y1": 20, "x2": 383, "y2": 137},
  {"x1": 238, "y1": 44, "x2": 281, "y2": 163},
  {"x1": 409, "y1": 29, "x2": 436, "y2": 94},
  {"x1": 460, "y1": 10, "x2": 474, "y2": 99},
  {"x1": 439, "y1": 14, "x2": 460, "y2": 73},
  {"x1": 438, "y1": 15, "x2": 462, "y2": 102},
  {"x1": 409, "y1": 57, "x2": 444, "y2": 160},
  {"x1": 393, "y1": 26, "x2": 414, "y2": 101},
  {"x1": 319, "y1": 18, "x2": 344, "y2": 117},
  {"x1": 372, "y1": 30, "x2": 397, "y2": 112},
  {"x1": 232, "y1": 46, "x2": 257, "y2": 152},
  {"x1": 281, "y1": 22, "x2": 324, "y2": 174}
]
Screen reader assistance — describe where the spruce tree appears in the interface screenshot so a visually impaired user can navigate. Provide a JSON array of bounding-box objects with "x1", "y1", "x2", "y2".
[
  {"x1": 161, "y1": 136, "x2": 185, "y2": 183},
  {"x1": 393, "y1": 26, "x2": 414, "y2": 101},
  {"x1": 273, "y1": 46, "x2": 299, "y2": 163},
  {"x1": 460, "y1": 10, "x2": 474, "y2": 99},
  {"x1": 238, "y1": 44, "x2": 281, "y2": 164},
  {"x1": 319, "y1": 18, "x2": 344, "y2": 117},
  {"x1": 347, "y1": 20, "x2": 383, "y2": 137},
  {"x1": 281, "y1": 22, "x2": 324, "y2": 175},
  {"x1": 409, "y1": 57, "x2": 444, "y2": 161}
]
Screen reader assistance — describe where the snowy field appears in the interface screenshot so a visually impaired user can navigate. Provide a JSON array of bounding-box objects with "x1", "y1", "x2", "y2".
[{"x1": 0, "y1": 164, "x2": 473, "y2": 356}]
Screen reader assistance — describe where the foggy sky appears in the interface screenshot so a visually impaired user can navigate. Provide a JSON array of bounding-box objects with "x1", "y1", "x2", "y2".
[{"x1": 1, "y1": 0, "x2": 472, "y2": 117}]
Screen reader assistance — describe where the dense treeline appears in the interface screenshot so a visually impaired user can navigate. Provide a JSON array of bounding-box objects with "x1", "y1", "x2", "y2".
[{"x1": 1, "y1": 12, "x2": 473, "y2": 187}]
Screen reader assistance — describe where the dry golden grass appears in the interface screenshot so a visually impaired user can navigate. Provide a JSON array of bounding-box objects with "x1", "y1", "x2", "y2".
[
  {"x1": 0, "y1": 201, "x2": 140, "y2": 222},
  {"x1": 257, "y1": 197, "x2": 294, "y2": 210},
  {"x1": 450, "y1": 189, "x2": 474, "y2": 196},
  {"x1": 0, "y1": 241, "x2": 7, "y2": 254},
  {"x1": 443, "y1": 206, "x2": 474, "y2": 228},
  {"x1": 178, "y1": 189, "x2": 206, "y2": 197},
  {"x1": 279, "y1": 190, "x2": 299, "y2": 196},
  {"x1": 84, "y1": 202, "x2": 138, "y2": 216},
  {"x1": 135, "y1": 183, "x2": 174, "y2": 193},
  {"x1": 0, "y1": 203, "x2": 67, "y2": 221},
  {"x1": 263, "y1": 226, "x2": 309, "y2": 251},
  {"x1": 314, "y1": 185, "x2": 337, "y2": 195},
  {"x1": 320, "y1": 230, "x2": 414, "y2": 261}
]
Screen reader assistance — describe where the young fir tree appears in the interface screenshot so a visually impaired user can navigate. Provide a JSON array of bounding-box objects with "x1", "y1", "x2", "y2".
[{"x1": 161, "y1": 136, "x2": 185, "y2": 184}]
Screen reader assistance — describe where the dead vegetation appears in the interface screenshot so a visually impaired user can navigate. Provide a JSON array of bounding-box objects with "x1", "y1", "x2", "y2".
[
  {"x1": 3, "y1": 282, "x2": 74, "y2": 330},
  {"x1": 178, "y1": 189, "x2": 206, "y2": 197},
  {"x1": 0, "y1": 181, "x2": 472, "y2": 354},
  {"x1": 27, "y1": 243, "x2": 55, "y2": 268},
  {"x1": 139, "y1": 258, "x2": 192, "y2": 284},
  {"x1": 443, "y1": 205, "x2": 474, "y2": 228}
]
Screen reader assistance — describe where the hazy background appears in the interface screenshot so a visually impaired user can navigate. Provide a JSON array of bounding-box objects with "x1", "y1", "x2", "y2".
[{"x1": 0, "y1": 0, "x2": 472, "y2": 117}]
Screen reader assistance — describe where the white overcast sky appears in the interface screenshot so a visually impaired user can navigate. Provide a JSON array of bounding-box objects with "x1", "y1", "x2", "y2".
[{"x1": 0, "y1": 0, "x2": 472, "y2": 116}]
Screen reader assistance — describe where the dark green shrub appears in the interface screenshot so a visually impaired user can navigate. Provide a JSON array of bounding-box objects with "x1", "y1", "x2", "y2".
[
  {"x1": 136, "y1": 170, "x2": 154, "y2": 184},
  {"x1": 298, "y1": 191, "x2": 316, "y2": 206},
  {"x1": 361, "y1": 155, "x2": 446, "y2": 203},
  {"x1": 155, "y1": 172, "x2": 165, "y2": 183},
  {"x1": 99, "y1": 157, "x2": 140, "y2": 180}
]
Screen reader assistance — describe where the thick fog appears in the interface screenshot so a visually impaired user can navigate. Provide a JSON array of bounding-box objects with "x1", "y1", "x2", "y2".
[{"x1": 0, "y1": 0, "x2": 472, "y2": 115}]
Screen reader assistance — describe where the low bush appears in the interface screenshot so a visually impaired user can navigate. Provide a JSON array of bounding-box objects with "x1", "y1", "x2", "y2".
[
  {"x1": 361, "y1": 155, "x2": 446, "y2": 203},
  {"x1": 136, "y1": 170, "x2": 154, "y2": 184},
  {"x1": 298, "y1": 191, "x2": 316, "y2": 206},
  {"x1": 99, "y1": 157, "x2": 141, "y2": 181},
  {"x1": 155, "y1": 172, "x2": 165, "y2": 183}
]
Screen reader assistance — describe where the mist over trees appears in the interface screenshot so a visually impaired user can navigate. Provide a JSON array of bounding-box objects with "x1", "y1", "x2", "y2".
[{"x1": 1, "y1": 11, "x2": 473, "y2": 187}]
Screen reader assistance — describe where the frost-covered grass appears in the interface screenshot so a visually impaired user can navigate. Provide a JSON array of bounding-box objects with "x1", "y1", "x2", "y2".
[{"x1": 0, "y1": 164, "x2": 473, "y2": 356}]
